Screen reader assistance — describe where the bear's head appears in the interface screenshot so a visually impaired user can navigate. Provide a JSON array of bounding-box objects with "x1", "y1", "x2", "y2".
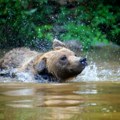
[{"x1": 34, "y1": 39, "x2": 87, "y2": 82}]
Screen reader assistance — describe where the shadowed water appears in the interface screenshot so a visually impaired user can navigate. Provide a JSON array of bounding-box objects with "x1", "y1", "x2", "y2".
[{"x1": 0, "y1": 45, "x2": 120, "y2": 120}]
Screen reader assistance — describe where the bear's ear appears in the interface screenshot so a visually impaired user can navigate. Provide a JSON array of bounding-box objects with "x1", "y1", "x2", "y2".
[
  {"x1": 34, "y1": 58, "x2": 47, "y2": 73},
  {"x1": 52, "y1": 38, "x2": 66, "y2": 50}
]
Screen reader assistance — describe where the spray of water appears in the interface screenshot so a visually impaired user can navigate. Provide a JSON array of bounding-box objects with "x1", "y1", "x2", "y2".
[
  {"x1": 76, "y1": 62, "x2": 120, "y2": 82},
  {"x1": 76, "y1": 62, "x2": 99, "y2": 81}
]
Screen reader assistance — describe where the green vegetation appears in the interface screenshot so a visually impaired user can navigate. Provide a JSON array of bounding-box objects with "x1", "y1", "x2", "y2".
[{"x1": 0, "y1": 0, "x2": 120, "y2": 49}]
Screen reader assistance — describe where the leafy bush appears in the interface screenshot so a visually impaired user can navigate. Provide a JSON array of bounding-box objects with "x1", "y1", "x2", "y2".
[
  {"x1": 0, "y1": 0, "x2": 120, "y2": 49},
  {"x1": 56, "y1": 3, "x2": 120, "y2": 49},
  {"x1": 0, "y1": 0, "x2": 53, "y2": 48},
  {"x1": 60, "y1": 23, "x2": 108, "y2": 49}
]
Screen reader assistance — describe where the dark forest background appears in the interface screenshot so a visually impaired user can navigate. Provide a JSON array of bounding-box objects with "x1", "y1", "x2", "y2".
[{"x1": 0, "y1": 0, "x2": 120, "y2": 50}]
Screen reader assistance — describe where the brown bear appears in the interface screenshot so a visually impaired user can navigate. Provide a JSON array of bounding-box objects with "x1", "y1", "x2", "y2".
[{"x1": 0, "y1": 39, "x2": 87, "y2": 82}]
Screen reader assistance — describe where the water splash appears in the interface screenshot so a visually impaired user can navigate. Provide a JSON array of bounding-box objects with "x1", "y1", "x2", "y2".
[
  {"x1": 76, "y1": 62, "x2": 99, "y2": 81},
  {"x1": 76, "y1": 62, "x2": 120, "y2": 82}
]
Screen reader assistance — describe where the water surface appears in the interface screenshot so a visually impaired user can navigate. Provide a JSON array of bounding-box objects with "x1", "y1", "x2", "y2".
[{"x1": 0, "y1": 82, "x2": 120, "y2": 120}]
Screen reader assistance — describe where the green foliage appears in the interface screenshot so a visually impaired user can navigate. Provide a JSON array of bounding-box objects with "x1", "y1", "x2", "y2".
[
  {"x1": 60, "y1": 23, "x2": 108, "y2": 49},
  {"x1": 92, "y1": 5, "x2": 116, "y2": 25},
  {"x1": 36, "y1": 25, "x2": 53, "y2": 41},
  {"x1": 0, "y1": 0, "x2": 120, "y2": 49},
  {"x1": 57, "y1": 3, "x2": 120, "y2": 49},
  {"x1": 0, "y1": 0, "x2": 51, "y2": 48}
]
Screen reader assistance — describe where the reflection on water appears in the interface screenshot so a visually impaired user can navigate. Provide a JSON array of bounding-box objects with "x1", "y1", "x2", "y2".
[
  {"x1": 0, "y1": 82, "x2": 120, "y2": 120},
  {"x1": 0, "y1": 45, "x2": 120, "y2": 120}
]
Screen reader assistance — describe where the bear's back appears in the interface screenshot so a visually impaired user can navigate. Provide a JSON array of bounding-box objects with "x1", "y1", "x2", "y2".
[{"x1": 0, "y1": 48, "x2": 39, "y2": 69}]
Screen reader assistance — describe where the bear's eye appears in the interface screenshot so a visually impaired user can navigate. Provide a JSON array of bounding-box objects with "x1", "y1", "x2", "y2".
[{"x1": 60, "y1": 55, "x2": 67, "y2": 61}]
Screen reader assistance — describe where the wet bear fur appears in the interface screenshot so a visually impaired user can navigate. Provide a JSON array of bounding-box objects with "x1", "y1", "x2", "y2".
[{"x1": 0, "y1": 39, "x2": 87, "y2": 82}]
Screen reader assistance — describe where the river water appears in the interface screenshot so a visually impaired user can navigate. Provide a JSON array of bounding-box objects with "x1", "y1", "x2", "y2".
[{"x1": 0, "y1": 45, "x2": 120, "y2": 120}]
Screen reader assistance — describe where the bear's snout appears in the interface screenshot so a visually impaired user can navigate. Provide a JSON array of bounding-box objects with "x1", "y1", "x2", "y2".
[{"x1": 80, "y1": 58, "x2": 87, "y2": 66}]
